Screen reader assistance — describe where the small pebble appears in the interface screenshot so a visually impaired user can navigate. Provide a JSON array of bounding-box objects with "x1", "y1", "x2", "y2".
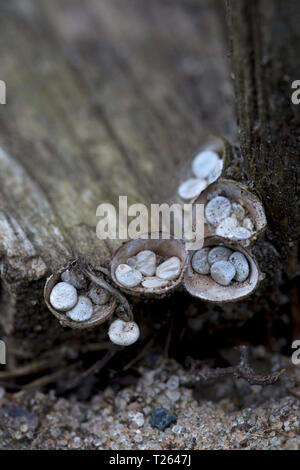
[
  {"x1": 20, "y1": 424, "x2": 29, "y2": 434},
  {"x1": 216, "y1": 216, "x2": 238, "y2": 237},
  {"x1": 66, "y1": 296, "x2": 93, "y2": 322},
  {"x1": 191, "y1": 248, "x2": 210, "y2": 274},
  {"x1": 285, "y1": 439, "x2": 299, "y2": 450},
  {"x1": 135, "y1": 250, "x2": 156, "y2": 276},
  {"x1": 210, "y1": 260, "x2": 236, "y2": 286},
  {"x1": 205, "y1": 196, "x2": 231, "y2": 225},
  {"x1": 151, "y1": 408, "x2": 176, "y2": 431},
  {"x1": 141, "y1": 277, "x2": 169, "y2": 289},
  {"x1": 207, "y1": 246, "x2": 232, "y2": 265},
  {"x1": 88, "y1": 285, "x2": 110, "y2": 305},
  {"x1": 229, "y1": 226, "x2": 252, "y2": 240},
  {"x1": 115, "y1": 264, "x2": 143, "y2": 287},
  {"x1": 231, "y1": 202, "x2": 245, "y2": 221},
  {"x1": 50, "y1": 282, "x2": 78, "y2": 312},
  {"x1": 129, "y1": 411, "x2": 145, "y2": 427},
  {"x1": 166, "y1": 375, "x2": 179, "y2": 390},
  {"x1": 156, "y1": 257, "x2": 181, "y2": 281},
  {"x1": 3, "y1": 404, "x2": 38, "y2": 430},
  {"x1": 192, "y1": 150, "x2": 220, "y2": 179},
  {"x1": 166, "y1": 390, "x2": 181, "y2": 402},
  {"x1": 178, "y1": 178, "x2": 207, "y2": 200},
  {"x1": 172, "y1": 425, "x2": 183, "y2": 435},
  {"x1": 229, "y1": 252, "x2": 250, "y2": 282},
  {"x1": 134, "y1": 434, "x2": 143, "y2": 444},
  {"x1": 108, "y1": 319, "x2": 140, "y2": 346}
]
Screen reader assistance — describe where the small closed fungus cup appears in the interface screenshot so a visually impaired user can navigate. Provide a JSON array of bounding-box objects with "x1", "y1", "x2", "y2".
[
  {"x1": 184, "y1": 237, "x2": 262, "y2": 303},
  {"x1": 194, "y1": 179, "x2": 267, "y2": 246},
  {"x1": 111, "y1": 234, "x2": 188, "y2": 297},
  {"x1": 176, "y1": 136, "x2": 228, "y2": 203},
  {"x1": 44, "y1": 260, "x2": 117, "y2": 329}
]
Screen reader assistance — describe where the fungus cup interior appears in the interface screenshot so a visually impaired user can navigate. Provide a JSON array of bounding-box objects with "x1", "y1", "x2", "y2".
[
  {"x1": 194, "y1": 179, "x2": 267, "y2": 242},
  {"x1": 184, "y1": 237, "x2": 261, "y2": 302},
  {"x1": 110, "y1": 234, "x2": 188, "y2": 296},
  {"x1": 44, "y1": 263, "x2": 117, "y2": 329}
]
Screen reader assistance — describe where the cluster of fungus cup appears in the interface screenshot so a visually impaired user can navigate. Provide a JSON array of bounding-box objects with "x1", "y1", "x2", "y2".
[
  {"x1": 184, "y1": 237, "x2": 262, "y2": 302},
  {"x1": 184, "y1": 178, "x2": 267, "y2": 301},
  {"x1": 110, "y1": 233, "x2": 189, "y2": 298},
  {"x1": 44, "y1": 135, "x2": 268, "y2": 348},
  {"x1": 194, "y1": 179, "x2": 267, "y2": 246},
  {"x1": 44, "y1": 236, "x2": 188, "y2": 346},
  {"x1": 44, "y1": 259, "x2": 140, "y2": 346},
  {"x1": 177, "y1": 136, "x2": 227, "y2": 202}
]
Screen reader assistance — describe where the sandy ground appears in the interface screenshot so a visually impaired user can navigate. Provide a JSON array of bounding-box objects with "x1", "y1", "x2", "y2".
[{"x1": 0, "y1": 346, "x2": 299, "y2": 450}]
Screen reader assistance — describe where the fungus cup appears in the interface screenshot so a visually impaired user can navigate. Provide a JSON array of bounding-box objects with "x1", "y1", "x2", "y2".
[
  {"x1": 108, "y1": 319, "x2": 140, "y2": 346},
  {"x1": 111, "y1": 233, "x2": 189, "y2": 298},
  {"x1": 184, "y1": 237, "x2": 263, "y2": 302},
  {"x1": 194, "y1": 179, "x2": 267, "y2": 246},
  {"x1": 44, "y1": 136, "x2": 268, "y2": 344},
  {"x1": 44, "y1": 259, "x2": 117, "y2": 329}
]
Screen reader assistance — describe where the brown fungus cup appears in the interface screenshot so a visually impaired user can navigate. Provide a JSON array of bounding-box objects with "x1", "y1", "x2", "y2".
[
  {"x1": 194, "y1": 179, "x2": 267, "y2": 246},
  {"x1": 184, "y1": 236, "x2": 263, "y2": 303},
  {"x1": 44, "y1": 259, "x2": 117, "y2": 329},
  {"x1": 111, "y1": 233, "x2": 189, "y2": 298}
]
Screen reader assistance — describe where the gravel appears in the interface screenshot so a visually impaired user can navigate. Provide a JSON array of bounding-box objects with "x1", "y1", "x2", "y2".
[{"x1": 0, "y1": 348, "x2": 299, "y2": 450}]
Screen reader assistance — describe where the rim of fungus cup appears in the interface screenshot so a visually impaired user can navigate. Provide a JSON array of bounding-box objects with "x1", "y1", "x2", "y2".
[
  {"x1": 44, "y1": 260, "x2": 117, "y2": 329},
  {"x1": 193, "y1": 178, "x2": 267, "y2": 246},
  {"x1": 175, "y1": 135, "x2": 228, "y2": 204},
  {"x1": 184, "y1": 236, "x2": 263, "y2": 303},
  {"x1": 110, "y1": 232, "x2": 189, "y2": 297}
]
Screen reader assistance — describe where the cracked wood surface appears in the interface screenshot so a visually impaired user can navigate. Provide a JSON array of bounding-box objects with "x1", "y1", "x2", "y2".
[{"x1": 0, "y1": 0, "x2": 236, "y2": 361}]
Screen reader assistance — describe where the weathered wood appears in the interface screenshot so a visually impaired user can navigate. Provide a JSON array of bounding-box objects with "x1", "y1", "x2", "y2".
[{"x1": 0, "y1": 0, "x2": 236, "y2": 362}]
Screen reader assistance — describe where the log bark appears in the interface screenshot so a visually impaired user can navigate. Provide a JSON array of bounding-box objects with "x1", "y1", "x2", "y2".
[
  {"x1": 227, "y1": 0, "x2": 300, "y2": 274},
  {"x1": 226, "y1": 0, "x2": 300, "y2": 340},
  {"x1": 0, "y1": 0, "x2": 236, "y2": 363}
]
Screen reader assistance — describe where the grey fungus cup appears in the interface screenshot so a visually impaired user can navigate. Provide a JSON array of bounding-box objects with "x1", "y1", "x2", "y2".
[{"x1": 44, "y1": 136, "x2": 267, "y2": 346}]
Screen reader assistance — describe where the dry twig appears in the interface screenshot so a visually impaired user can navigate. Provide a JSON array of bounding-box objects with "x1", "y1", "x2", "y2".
[
  {"x1": 79, "y1": 258, "x2": 134, "y2": 322},
  {"x1": 188, "y1": 346, "x2": 285, "y2": 386},
  {"x1": 64, "y1": 346, "x2": 120, "y2": 391}
]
